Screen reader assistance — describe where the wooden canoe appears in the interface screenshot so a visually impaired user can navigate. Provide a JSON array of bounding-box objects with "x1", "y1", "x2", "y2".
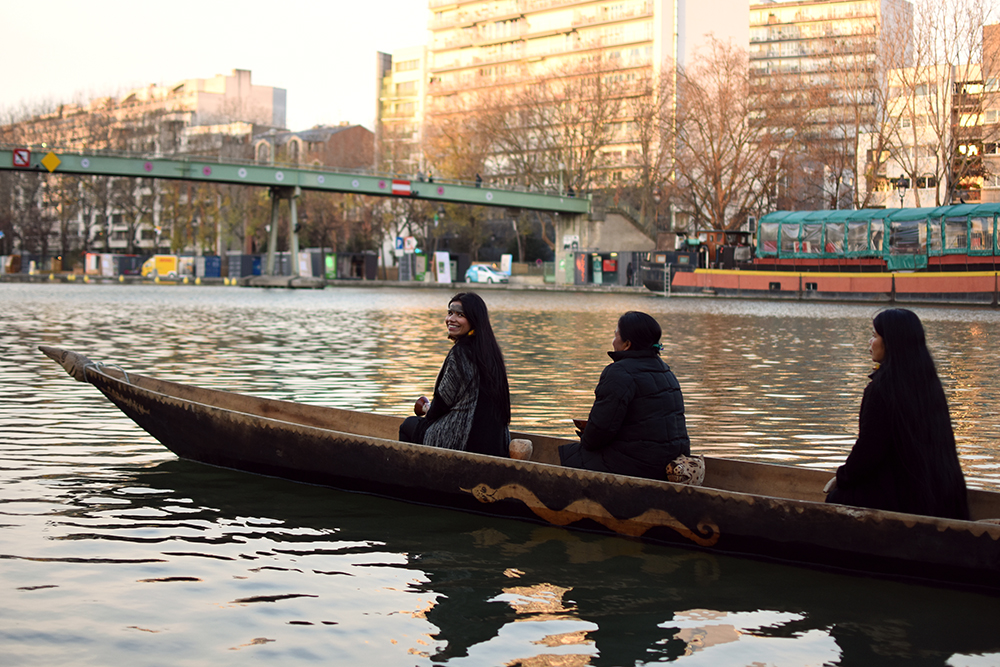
[{"x1": 39, "y1": 345, "x2": 1000, "y2": 594}]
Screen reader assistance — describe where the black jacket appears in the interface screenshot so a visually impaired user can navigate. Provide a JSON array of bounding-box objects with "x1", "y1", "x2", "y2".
[
  {"x1": 569, "y1": 349, "x2": 690, "y2": 479},
  {"x1": 827, "y1": 370, "x2": 969, "y2": 519}
]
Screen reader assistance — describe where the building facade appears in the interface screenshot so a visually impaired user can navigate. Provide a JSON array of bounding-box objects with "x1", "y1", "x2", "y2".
[
  {"x1": 0, "y1": 70, "x2": 287, "y2": 259},
  {"x1": 376, "y1": 46, "x2": 428, "y2": 176},
  {"x1": 253, "y1": 124, "x2": 375, "y2": 171},
  {"x1": 856, "y1": 24, "x2": 1000, "y2": 207},
  {"x1": 376, "y1": 0, "x2": 748, "y2": 186},
  {"x1": 749, "y1": 0, "x2": 914, "y2": 210}
]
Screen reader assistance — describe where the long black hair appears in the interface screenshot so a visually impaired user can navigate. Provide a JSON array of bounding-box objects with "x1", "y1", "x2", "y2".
[
  {"x1": 871, "y1": 308, "x2": 967, "y2": 516},
  {"x1": 617, "y1": 311, "x2": 662, "y2": 353},
  {"x1": 450, "y1": 292, "x2": 511, "y2": 424}
]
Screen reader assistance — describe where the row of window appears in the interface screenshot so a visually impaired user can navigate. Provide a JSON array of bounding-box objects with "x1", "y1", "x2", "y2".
[{"x1": 758, "y1": 211, "x2": 1000, "y2": 258}]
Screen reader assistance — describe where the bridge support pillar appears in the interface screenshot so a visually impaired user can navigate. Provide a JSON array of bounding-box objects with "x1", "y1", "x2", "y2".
[
  {"x1": 289, "y1": 186, "x2": 301, "y2": 277},
  {"x1": 266, "y1": 189, "x2": 281, "y2": 276},
  {"x1": 265, "y1": 186, "x2": 301, "y2": 277}
]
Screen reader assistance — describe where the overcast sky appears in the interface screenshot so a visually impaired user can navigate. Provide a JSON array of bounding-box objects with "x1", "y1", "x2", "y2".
[{"x1": 1, "y1": 0, "x2": 429, "y2": 131}]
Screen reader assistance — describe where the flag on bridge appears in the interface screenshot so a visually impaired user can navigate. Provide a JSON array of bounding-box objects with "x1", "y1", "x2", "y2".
[{"x1": 392, "y1": 180, "x2": 411, "y2": 196}]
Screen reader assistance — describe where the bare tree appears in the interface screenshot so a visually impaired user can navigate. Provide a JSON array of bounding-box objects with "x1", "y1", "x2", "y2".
[
  {"x1": 670, "y1": 38, "x2": 778, "y2": 231},
  {"x1": 888, "y1": 0, "x2": 997, "y2": 205}
]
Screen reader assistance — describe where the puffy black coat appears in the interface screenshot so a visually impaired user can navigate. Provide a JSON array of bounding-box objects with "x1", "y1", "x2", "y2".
[{"x1": 561, "y1": 349, "x2": 690, "y2": 480}]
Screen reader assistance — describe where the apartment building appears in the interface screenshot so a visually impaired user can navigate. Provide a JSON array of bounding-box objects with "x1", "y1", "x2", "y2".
[
  {"x1": 252, "y1": 124, "x2": 375, "y2": 171},
  {"x1": 376, "y1": 46, "x2": 429, "y2": 175},
  {"x1": 2, "y1": 69, "x2": 286, "y2": 156},
  {"x1": 0, "y1": 70, "x2": 287, "y2": 256},
  {"x1": 749, "y1": 0, "x2": 913, "y2": 208},
  {"x1": 427, "y1": 0, "x2": 747, "y2": 99},
  {"x1": 377, "y1": 0, "x2": 747, "y2": 187},
  {"x1": 858, "y1": 66, "x2": 1000, "y2": 207},
  {"x1": 857, "y1": 24, "x2": 1000, "y2": 207}
]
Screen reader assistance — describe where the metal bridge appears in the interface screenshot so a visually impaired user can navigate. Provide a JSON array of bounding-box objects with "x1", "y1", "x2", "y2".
[{"x1": 2, "y1": 146, "x2": 589, "y2": 277}]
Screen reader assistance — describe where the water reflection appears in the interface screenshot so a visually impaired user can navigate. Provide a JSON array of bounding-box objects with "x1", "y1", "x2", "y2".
[{"x1": 52, "y1": 459, "x2": 1000, "y2": 666}]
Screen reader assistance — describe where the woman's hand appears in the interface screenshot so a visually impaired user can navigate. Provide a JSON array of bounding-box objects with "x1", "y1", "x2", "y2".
[
  {"x1": 823, "y1": 476, "x2": 837, "y2": 494},
  {"x1": 414, "y1": 396, "x2": 430, "y2": 416}
]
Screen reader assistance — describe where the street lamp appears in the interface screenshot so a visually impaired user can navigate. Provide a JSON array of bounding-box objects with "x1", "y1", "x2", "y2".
[{"x1": 896, "y1": 174, "x2": 909, "y2": 209}]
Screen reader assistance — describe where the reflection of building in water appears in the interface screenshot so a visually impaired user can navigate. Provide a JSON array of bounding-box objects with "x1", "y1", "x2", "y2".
[
  {"x1": 672, "y1": 609, "x2": 742, "y2": 655},
  {"x1": 496, "y1": 582, "x2": 577, "y2": 619},
  {"x1": 497, "y1": 582, "x2": 595, "y2": 665}
]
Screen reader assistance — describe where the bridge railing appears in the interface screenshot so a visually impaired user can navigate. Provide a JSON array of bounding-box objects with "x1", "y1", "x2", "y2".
[{"x1": 0, "y1": 142, "x2": 577, "y2": 199}]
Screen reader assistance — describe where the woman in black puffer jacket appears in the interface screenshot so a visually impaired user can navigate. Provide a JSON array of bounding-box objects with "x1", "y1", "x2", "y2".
[{"x1": 559, "y1": 311, "x2": 691, "y2": 480}]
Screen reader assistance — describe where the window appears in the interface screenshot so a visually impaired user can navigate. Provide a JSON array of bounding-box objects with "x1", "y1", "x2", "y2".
[
  {"x1": 870, "y1": 220, "x2": 885, "y2": 251},
  {"x1": 760, "y1": 222, "x2": 779, "y2": 253},
  {"x1": 970, "y1": 217, "x2": 994, "y2": 251},
  {"x1": 779, "y1": 223, "x2": 798, "y2": 254},
  {"x1": 916, "y1": 176, "x2": 937, "y2": 189},
  {"x1": 928, "y1": 219, "x2": 942, "y2": 254},
  {"x1": 847, "y1": 221, "x2": 868, "y2": 252},
  {"x1": 890, "y1": 220, "x2": 926, "y2": 255},
  {"x1": 825, "y1": 223, "x2": 845, "y2": 253},
  {"x1": 802, "y1": 223, "x2": 823, "y2": 253},
  {"x1": 944, "y1": 217, "x2": 967, "y2": 250}
]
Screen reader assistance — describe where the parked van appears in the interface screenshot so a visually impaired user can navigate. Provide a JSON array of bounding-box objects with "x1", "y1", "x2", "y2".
[{"x1": 141, "y1": 255, "x2": 179, "y2": 279}]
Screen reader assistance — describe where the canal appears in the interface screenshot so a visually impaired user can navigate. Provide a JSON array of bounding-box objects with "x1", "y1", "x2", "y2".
[{"x1": 3, "y1": 283, "x2": 1000, "y2": 665}]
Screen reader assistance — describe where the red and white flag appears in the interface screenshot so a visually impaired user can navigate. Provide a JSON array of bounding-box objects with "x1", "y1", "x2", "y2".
[{"x1": 392, "y1": 180, "x2": 411, "y2": 196}]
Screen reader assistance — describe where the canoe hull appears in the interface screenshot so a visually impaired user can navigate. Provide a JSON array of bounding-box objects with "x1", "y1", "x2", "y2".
[{"x1": 75, "y1": 358, "x2": 1000, "y2": 595}]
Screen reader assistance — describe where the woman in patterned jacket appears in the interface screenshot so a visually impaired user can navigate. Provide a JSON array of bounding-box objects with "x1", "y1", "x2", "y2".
[{"x1": 399, "y1": 292, "x2": 511, "y2": 457}]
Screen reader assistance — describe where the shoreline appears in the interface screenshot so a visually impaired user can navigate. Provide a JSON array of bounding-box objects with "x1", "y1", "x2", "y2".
[{"x1": 4, "y1": 271, "x2": 998, "y2": 307}]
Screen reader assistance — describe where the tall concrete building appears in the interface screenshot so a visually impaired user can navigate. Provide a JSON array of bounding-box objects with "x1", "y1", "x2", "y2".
[
  {"x1": 2, "y1": 69, "x2": 286, "y2": 157},
  {"x1": 857, "y1": 25, "x2": 1000, "y2": 207},
  {"x1": 749, "y1": 0, "x2": 913, "y2": 208},
  {"x1": 376, "y1": 45, "x2": 429, "y2": 175},
  {"x1": 427, "y1": 0, "x2": 748, "y2": 97},
  {"x1": 375, "y1": 0, "x2": 747, "y2": 188}
]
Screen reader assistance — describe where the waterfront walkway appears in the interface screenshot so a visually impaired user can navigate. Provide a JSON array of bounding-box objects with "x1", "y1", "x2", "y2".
[{"x1": 0, "y1": 271, "x2": 650, "y2": 295}]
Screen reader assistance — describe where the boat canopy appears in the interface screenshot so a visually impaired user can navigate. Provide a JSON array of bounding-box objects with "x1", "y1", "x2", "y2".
[{"x1": 758, "y1": 204, "x2": 1000, "y2": 270}]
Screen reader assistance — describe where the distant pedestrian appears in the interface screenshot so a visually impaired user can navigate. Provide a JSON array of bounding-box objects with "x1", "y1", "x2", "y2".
[
  {"x1": 626, "y1": 262, "x2": 634, "y2": 286},
  {"x1": 475, "y1": 173, "x2": 482, "y2": 188}
]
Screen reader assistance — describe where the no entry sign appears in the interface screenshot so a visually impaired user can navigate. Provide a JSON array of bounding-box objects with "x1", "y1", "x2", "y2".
[{"x1": 12, "y1": 148, "x2": 30, "y2": 168}]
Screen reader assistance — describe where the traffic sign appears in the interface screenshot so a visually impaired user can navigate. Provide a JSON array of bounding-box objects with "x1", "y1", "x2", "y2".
[
  {"x1": 12, "y1": 148, "x2": 29, "y2": 168},
  {"x1": 404, "y1": 236, "x2": 417, "y2": 252}
]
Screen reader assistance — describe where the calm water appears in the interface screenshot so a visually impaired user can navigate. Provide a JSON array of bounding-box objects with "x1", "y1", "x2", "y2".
[{"x1": 3, "y1": 282, "x2": 1000, "y2": 666}]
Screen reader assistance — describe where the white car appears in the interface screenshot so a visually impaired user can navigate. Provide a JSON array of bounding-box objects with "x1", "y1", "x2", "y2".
[{"x1": 465, "y1": 265, "x2": 509, "y2": 283}]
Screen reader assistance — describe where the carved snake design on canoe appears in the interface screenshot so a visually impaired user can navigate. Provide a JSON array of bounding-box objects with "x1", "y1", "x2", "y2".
[{"x1": 461, "y1": 482, "x2": 720, "y2": 547}]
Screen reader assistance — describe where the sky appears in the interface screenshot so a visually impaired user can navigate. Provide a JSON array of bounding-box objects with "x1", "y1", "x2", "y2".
[{"x1": 1, "y1": 0, "x2": 430, "y2": 131}]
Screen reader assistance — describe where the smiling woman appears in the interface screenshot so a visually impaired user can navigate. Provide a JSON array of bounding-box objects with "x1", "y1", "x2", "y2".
[{"x1": 398, "y1": 292, "x2": 511, "y2": 456}]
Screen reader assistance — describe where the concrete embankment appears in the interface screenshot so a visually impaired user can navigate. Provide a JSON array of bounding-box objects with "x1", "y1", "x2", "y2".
[{"x1": 0, "y1": 271, "x2": 651, "y2": 295}]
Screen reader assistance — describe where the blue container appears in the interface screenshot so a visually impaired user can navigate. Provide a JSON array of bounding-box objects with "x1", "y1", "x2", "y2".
[{"x1": 202, "y1": 256, "x2": 222, "y2": 278}]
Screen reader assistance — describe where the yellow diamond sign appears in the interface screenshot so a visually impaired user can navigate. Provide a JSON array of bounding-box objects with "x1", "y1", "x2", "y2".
[{"x1": 41, "y1": 151, "x2": 61, "y2": 173}]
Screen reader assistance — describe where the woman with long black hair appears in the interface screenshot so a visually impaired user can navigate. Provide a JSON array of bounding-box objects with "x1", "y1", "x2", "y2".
[
  {"x1": 826, "y1": 308, "x2": 969, "y2": 519},
  {"x1": 399, "y1": 292, "x2": 511, "y2": 457}
]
